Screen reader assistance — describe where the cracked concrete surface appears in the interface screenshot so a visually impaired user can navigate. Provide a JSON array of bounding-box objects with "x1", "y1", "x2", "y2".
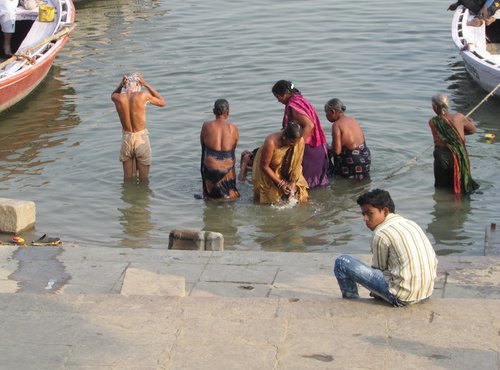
[{"x1": 0, "y1": 246, "x2": 498, "y2": 369}]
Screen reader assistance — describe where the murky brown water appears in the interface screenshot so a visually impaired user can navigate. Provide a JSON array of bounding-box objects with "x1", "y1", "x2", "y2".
[{"x1": 0, "y1": 0, "x2": 499, "y2": 255}]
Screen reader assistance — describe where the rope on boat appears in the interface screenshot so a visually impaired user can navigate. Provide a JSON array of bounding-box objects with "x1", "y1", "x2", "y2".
[
  {"x1": 0, "y1": 24, "x2": 75, "y2": 70},
  {"x1": 465, "y1": 81, "x2": 500, "y2": 118},
  {"x1": 382, "y1": 81, "x2": 500, "y2": 182}
]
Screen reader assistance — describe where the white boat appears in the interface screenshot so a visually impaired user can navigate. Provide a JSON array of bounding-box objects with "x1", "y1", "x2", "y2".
[
  {"x1": 451, "y1": 6, "x2": 500, "y2": 97},
  {"x1": 0, "y1": 0, "x2": 75, "y2": 113}
]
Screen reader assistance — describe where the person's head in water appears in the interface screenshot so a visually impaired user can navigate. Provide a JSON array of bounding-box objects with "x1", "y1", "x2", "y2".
[
  {"x1": 282, "y1": 121, "x2": 303, "y2": 146},
  {"x1": 272, "y1": 80, "x2": 300, "y2": 104},
  {"x1": 124, "y1": 73, "x2": 142, "y2": 93},
  {"x1": 431, "y1": 93, "x2": 449, "y2": 115},
  {"x1": 213, "y1": 99, "x2": 230, "y2": 117}
]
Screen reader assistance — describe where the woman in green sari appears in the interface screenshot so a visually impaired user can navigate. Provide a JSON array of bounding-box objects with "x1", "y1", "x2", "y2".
[
  {"x1": 429, "y1": 93, "x2": 479, "y2": 196},
  {"x1": 252, "y1": 122, "x2": 309, "y2": 204}
]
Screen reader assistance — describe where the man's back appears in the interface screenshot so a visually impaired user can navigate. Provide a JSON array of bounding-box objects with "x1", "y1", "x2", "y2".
[
  {"x1": 372, "y1": 213, "x2": 437, "y2": 302},
  {"x1": 201, "y1": 119, "x2": 239, "y2": 152},
  {"x1": 112, "y1": 92, "x2": 149, "y2": 133}
]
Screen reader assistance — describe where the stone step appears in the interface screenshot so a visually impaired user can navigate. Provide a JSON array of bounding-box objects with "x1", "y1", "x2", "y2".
[
  {"x1": 0, "y1": 293, "x2": 498, "y2": 370},
  {"x1": 1, "y1": 247, "x2": 499, "y2": 300}
]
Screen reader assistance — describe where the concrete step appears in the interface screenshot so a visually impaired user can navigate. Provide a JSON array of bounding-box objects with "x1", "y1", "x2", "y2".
[
  {"x1": 0, "y1": 293, "x2": 498, "y2": 370},
  {"x1": 1, "y1": 247, "x2": 499, "y2": 300}
]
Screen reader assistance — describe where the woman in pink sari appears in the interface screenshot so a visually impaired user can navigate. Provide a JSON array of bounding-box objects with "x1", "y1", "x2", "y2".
[{"x1": 272, "y1": 80, "x2": 329, "y2": 188}]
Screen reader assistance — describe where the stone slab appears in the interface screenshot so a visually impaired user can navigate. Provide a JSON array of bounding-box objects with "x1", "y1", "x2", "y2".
[
  {"x1": 0, "y1": 295, "x2": 497, "y2": 370},
  {"x1": 0, "y1": 198, "x2": 36, "y2": 233},
  {"x1": 121, "y1": 266, "x2": 185, "y2": 297}
]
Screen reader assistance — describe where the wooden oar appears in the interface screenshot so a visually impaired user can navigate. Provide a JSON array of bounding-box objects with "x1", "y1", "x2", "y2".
[{"x1": 0, "y1": 24, "x2": 75, "y2": 70}]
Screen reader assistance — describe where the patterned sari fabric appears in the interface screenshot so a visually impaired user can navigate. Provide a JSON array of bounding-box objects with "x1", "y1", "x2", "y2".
[
  {"x1": 333, "y1": 143, "x2": 371, "y2": 181},
  {"x1": 252, "y1": 139, "x2": 309, "y2": 204},
  {"x1": 201, "y1": 145, "x2": 240, "y2": 200},
  {"x1": 428, "y1": 116, "x2": 479, "y2": 196},
  {"x1": 282, "y1": 93, "x2": 329, "y2": 187}
]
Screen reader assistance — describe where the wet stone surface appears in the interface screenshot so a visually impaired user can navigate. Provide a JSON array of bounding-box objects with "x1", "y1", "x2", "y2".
[{"x1": 10, "y1": 247, "x2": 70, "y2": 293}]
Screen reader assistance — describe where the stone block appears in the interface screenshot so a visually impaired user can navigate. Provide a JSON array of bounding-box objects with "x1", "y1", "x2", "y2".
[
  {"x1": 168, "y1": 229, "x2": 224, "y2": 251},
  {"x1": 204, "y1": 231, "x2": 224, "y2": 251},
  {"x1": 0, "y1": 198, "x2": 36, "y2": 233}
]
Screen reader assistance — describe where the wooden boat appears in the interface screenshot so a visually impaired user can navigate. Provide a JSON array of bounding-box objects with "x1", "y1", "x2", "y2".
[
  {"x1": 451, "y1": 6, "x2": 500, "y2": 97},
  {"x1": 0, "y1": 0, "x2": 75, "y2": 113}
]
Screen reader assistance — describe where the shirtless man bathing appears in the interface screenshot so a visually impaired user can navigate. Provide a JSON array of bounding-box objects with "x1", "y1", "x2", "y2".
[{"x1": 111, "y1": 72, "x2": 165, "y2": 182}]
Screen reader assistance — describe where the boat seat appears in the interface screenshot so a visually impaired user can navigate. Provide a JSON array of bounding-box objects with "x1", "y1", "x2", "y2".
[
  {"x1": 17, "y1": 2, "x2": 62, "y2": 53},
  {"x1": 15, "y1": 6, "x2": 39, "y2": 21}
]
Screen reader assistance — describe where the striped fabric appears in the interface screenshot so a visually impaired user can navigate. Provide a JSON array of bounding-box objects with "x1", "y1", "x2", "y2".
[{"x1": 371, "y1": 213, "x2": 438, "y2": 302}]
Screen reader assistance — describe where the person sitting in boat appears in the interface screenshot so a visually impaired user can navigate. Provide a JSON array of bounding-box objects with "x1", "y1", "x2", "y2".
[
  {"x1": 200, "y1": 99, "x2": 240, "y2": 201},
  {"x1": 111, "y1": 72, "x2": 166, "y2": 183},
  {"x1": 480, "y1": 0, "x2": 499, "y2": 24},
  {"x1": 252, "y1": 122, "x2": 309, "y2": 205},
  {"x1": 272, "y1": 80, "x2": 330, "y2": 189},
  {"x1": 0, "y1": 0, "x2": 19, "y2": 56},
  {"x1": 428, "y1": 93, "x2": 479, "y2": 196},
  {"x1": 448, "y1": 0, "x2": 496, "y2": 26},
  {"x1": 324, "y1": 98, "x2": 371, "y2": 181}
]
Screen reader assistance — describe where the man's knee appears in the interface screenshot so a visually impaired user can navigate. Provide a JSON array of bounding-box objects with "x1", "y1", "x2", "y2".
[{"x1": 334, "y1": 254, "x2": 353, "y2": 276}]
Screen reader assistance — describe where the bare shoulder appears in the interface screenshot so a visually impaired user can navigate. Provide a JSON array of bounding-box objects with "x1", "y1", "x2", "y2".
[
  {"x1": 111, "y1": 92, "x2": 125, "y2": 103},
  {"x1": 229, "y1": 121, "x2": 239, "y2": 132},
  {"x1": 335, "y1": 116, "x2": 349, "y2": 129}
]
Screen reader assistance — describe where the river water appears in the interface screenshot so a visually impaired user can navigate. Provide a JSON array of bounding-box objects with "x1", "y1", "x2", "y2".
[{"x1": 0, "y1": 0, "x2": 498, "y2": 255}]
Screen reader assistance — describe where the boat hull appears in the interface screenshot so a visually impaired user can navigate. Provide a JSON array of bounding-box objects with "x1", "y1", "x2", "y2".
[
  {"x1": 451, "y1": 8, "x2": 500, "y2": 97},
  {"x1": 0, "y1": 39, "x2": 68, "y2": 113},
  {"x1": 0, "y1": 0, "x2": 74, "y2": 113}
]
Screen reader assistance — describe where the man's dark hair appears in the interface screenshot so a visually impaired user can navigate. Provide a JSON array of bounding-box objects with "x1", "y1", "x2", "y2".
[
  {"x1": 356, "y1": 189, "x2": 395, "y2": 213},
  {"x1": 272, "y1": 80, "x2": 300, "y2": 96},
  {"x1": 283, "y1": 121, "x2": 303, "y2": 140},
  {"x1": 213, "y1": 99, "x2": 229, "y2": 116}
]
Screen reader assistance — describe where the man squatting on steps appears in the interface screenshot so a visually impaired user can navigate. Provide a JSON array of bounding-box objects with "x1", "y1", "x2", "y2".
[{"x1": 333, "y1": 189, "x2": 438, "y2": 307}]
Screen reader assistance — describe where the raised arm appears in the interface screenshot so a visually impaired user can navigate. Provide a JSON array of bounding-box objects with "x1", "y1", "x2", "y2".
[
  {"x1": 136, "y1": 73, "x2": 166, "y2": 107},
  {"x1": 111, "y1": 75, "x2": 127, "y2": 100}
]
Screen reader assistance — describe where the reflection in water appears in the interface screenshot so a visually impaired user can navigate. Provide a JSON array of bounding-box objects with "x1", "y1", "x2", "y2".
[
  {"x1": 118, "y1": 181, "x2": 154, "y2": 248},
  {"x1": 202, "y1": 201, "x2": 240, "y2": 248},
  {"x1": 0, "y1": 66, "x2": 79, "y2": 184},
  {"x1": 446, "y1": 60, "x2": 500, "y2": 126},
  {"x1": 253, "y1": 177, "x2": 373, "y2": 253},
  {"x1": 427, "y1": 189, "x2": 472, "y2": 255},
  {"x1": 255, "y1": 204, "x2": 308, "y2": 252}
]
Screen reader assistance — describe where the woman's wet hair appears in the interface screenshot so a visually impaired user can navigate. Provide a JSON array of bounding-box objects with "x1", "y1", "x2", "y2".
[
  {"x1": 432, "y1": 93, "x2": 449, "y2": 113},
  {"x1": 325, "y1": 98, "x2": 346, "y2": 113},
  {"x1": 213, "y1": 99, "x2": 230, "y2": 116},
  {"x1": 272, "y1": 80, "x2": 300, "y2": 96},
  {"x1": 356, "y1": 189, "x2": 395, "y2": 213},
  {"x1": 282, "y1": 121, "x2": 303, "y2": 140}
]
